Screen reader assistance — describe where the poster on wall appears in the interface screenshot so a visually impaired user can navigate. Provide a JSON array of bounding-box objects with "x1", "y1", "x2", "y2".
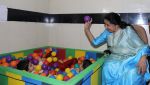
[{"x1": 0, "y1": 5, "x2": 7, "y2": 21}]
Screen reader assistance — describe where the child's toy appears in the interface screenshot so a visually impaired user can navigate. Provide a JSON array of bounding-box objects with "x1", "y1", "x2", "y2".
[{"x1": 84, "y1": 15, "x2": 91, "y2": 22}]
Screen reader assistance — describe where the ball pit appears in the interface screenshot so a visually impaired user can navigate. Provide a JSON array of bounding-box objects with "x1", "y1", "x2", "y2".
[{"x1": 0, "y1": 47, "x2": 104, "y2": 85}]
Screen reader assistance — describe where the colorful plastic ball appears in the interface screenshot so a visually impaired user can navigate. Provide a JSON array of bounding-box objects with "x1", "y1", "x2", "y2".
[
  {"x1": 80, "y1": 56, "x2": 85, "y2": 61},
  {"x1": 0, "y1": 60, "x2": 2, "y2": 64},
  {"x1": 39, "y1": 52, "x2": 43, "y2": 57},
  {"x1": 43, "y1": 60, "x2": 49, "y2": 65},
  {"x1": 42, "y1": 64, "x2": 48, "y2": 70},
  {"x1": 32, "y1": 53, "x2": 39, "y2": 58},
  {"x1": 47, "y1": 57, "x2": 52, "y2": 63},
  {"x1": 68, "y1": 56, "x2": 72, "y2": 60},
  {"x1": 47, "y1": 66, "x2": 51, "y2": 71},
  {"x1": 74, "y1": 63, "x2": 79, "y2": 68},
  {"x1": 71, "y1": 69, "x2": 78, "y2": 75},
  {"x1": 84, "y1": 16, "x2": 91, "y2": 22},
  {"x1": 51, "y1": 52, "x2": 56, "y2": 57},
  {"x1": 34, "y1": 56, "x2": 40, "y2": 60},
  {"x1": 40, "y1": 73, "x2": 47, "y2": 76},
  {"x1": 55, "y1": 68, "x2": 59, "y2": 72},
  {"x1": 43, "y1": 70, "x2": 49, "y2": 75},
  {"x1": 53, "y1": 57, "x2": 58, "y2": 62},
  {"x1": 32, "y1": 59, "x2": 39, "y2": 65},
  {"x1": 65, "y1": 68, "x2": 71, "y2": 73},
  {"x1": 49, "y1": 75, "x2": 56, "y2": 79},
  {"x1": 1, "y1": 58, "x2": 6, "y2": 63},
  {"x1": 67, "y1": 72, "x2": 74, "y2": 78},
  {"x1": 63, "y1": 76, "x2": 70, "y2": 81},
  {"x1": 57, "y1": 70, "x2": 63, "y2": 74},
  {"x1": 27, "y1": 56, "x2": 33, "y2": 61},
  {"x1": 10, "y1": 60, "x2": 18, "y2": 67},
  {"x1": 49, "y1": 70, "x2": 56, "y2": 75},
  {"x1": 62, "y1": 72, "x2": 67, "y2": 76},
  {"x1": 53, "y1": 62, "x2": 58, "y2": 68},
  {"x1": 35, "y1": 65, "x2": 41, "y2": 71},
  {"x1": 56, "y1": 74, "x2": 63, "y2": 81},
  {"x1": 6, "y1": 56, "x2": 12, "y2": 63},
  {"x1": 33, "y1": 71, "x2": 39, "y2": 74},
  {"x1": 45, "y1": 48, "x2": 51, "y2": 54},
  {"x1": 78, "y1": 60, "x2": 82, "y2": 65},
  {"x1": 2, "y1": 62, "x2": 9, "y2": 67}
]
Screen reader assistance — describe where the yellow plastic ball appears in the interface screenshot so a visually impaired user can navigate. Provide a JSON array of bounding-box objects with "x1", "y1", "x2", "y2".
[
  {"x1": 65, "y1": 68, "x2": 71, "y2": 73},
  {"x1": 55, "y1": 68, "x2": 59, "y2": 72},
  {"x1": 47, "y1": 57, "x2": 52, "y2": 63},
  {"x1": 68, "y1": 56, "x2": 72, "y2": 60},
  {"x1": 56, "y1": 74, "x2": 63, "y2": 81},
  {"x1": 51, "y1": 52, "x2": 56, "y2": 56},
  {"x1": 53, "y1": 57, "x2": 58, "y2": 62},
  {"x1": 35, "y1": 65, "x2": 41, "y2": 71},
  {"x1": 67, "y1": 72, "x2": 73, "y2": 78}
]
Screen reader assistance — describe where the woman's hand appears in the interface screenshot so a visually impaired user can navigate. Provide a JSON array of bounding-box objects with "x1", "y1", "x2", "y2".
[
  {"x1": 84, "y1": 18, "x2": 92, "y2": 31},
  {"x1": 137, "y1": 56, "x2": 147, "y2": 75}
]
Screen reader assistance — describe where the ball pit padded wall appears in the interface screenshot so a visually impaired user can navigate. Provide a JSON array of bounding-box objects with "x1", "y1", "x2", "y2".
[{"x1": 0, "y1": 46, "x2": 104, "y2": 85}]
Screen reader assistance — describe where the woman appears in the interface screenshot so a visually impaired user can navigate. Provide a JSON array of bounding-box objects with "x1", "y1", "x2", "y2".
[{"x1": 84, "y1": 12, "x2": 150, "y2": 85}]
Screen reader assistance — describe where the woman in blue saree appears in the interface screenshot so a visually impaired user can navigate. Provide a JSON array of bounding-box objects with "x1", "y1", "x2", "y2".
[{"x1": 84, "y1": 12, "x2": 150, "y2": 85}]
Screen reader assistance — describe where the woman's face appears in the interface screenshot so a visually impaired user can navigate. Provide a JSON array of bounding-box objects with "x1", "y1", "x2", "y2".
[{"x1": 104, "y1": 19, "x2": 119, "y2": 32}]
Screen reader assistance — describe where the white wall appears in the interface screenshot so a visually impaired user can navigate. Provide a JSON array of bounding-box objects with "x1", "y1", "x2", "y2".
[
  {"x1": 0, "y1": 0, "x2": 150, "y2": 53},
  {"x1": 48, "y1": 0, "x2": 150, "y2": 51},
  {"x1": 0, "y1": 0, "x2": 50, "y2": 53},
  {"x1": 49, "y1": 0, "x2": 150, "y2": 14}
]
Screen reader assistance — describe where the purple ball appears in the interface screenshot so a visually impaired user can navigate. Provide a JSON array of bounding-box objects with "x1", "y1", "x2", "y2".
[
  {"x1": 48, "y1": 66, "x2": 51, "y2": 71},
  {"x1": 43, "y1": 70, "x2": 49, "y2": 75},
  {"x1": 42, "y1": 64, "x2": 48, "y2": 70},
  {"x1": 27, "y1": 56, "x2": 33, "y2": 61},
  {"x1": 6, "y1": 56, "x2": 12, "y2": 63},
  {"x1": 84, "y1": 16, "x2": 91, "y2": 22},
  {"x1": 53, "y1": 62, "x2": 58, "y2": 68},
  {"x1": 32, "y1": 59, "x2": 39, "y2": 65}
]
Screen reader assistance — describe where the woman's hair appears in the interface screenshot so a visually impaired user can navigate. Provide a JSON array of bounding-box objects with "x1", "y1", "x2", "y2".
[{"x1": 104, "y1": 12, "x2": 131, "y2": 29}]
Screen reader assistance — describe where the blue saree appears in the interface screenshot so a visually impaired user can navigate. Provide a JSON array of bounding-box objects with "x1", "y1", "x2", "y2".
[{"x1": 92, "y1": 26, "x2": 150, "y2": 85}]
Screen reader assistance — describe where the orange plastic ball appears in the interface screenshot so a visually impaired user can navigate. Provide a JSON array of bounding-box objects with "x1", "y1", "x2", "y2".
[
  {"x1": 0, "y1": 60, "x2": 2, "y2": 64},
  {"x1": 10, "y1": 61, "x2": 17, "y2": 67},
  {"x1": 32, "y1": 53, "x2": 39, "y2": 58},
  {"x1": 33, "y1": 71, "x2": 39, "y2": 74},
  {"x1": 41, "y1": 73, "x2": 47, "y2": 76},
  {"x1": 78, "y1": 60, "x2": 82, "y2": 65},
  {"x1": 45, "y1": 48, "x2": 51, "y2": 54},
  {"x1": 1, "y1": 58, "x2": 6, "y2": 63},
  {"x1": 2, "y1": 62, "x2": 9, "y2": 67},
  {"x1": 80, "y1": 56, "x2": 85, "y2": 61}
]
